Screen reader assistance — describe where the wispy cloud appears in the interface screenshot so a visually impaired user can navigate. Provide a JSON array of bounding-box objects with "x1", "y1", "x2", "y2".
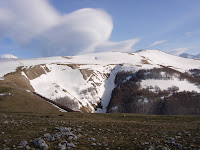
[
  {"x1": 184, "y1": 29, "x2": 200, "y2": 37},
  {"x1": 91, "y1": 39, "x2": 140, "y2": 53},
  {"x1": 149, "y1": 40, "x2": 167, "y2": 47},
  {"x1": 167, "y1": 47, "x2": 192, "y2": 55},
  {"x1": 184, "y1": 32, "x2": 192, "y2": 36},
  {"x1": 0, "y1": 0, "x2": 139, "y2": 56}
]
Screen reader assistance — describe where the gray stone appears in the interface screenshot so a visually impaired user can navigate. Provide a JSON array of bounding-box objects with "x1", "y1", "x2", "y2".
[
  {"x1": 77, "y1": 134, "x2": 82, "y2": 138},
  {"x1": 67, "y1": 142, "x2": 75, "y2": 148},
  {"x1": 174, "y1": 143, "x2": 182, "y2": 148},
  {"x1": 43, "y1": 133, "x2": 52, "y2": 141},
  {"x1": 55, "y1": 127, "x2": 71, "y2": 132},
  {"x1": 49, "y1": 136, "x2": 55, "y2": 142},
  {"x1": 59, "y1": 145, "x2": 66, "y2": 150},
  {"x1": 32, "y1": 138, "x2": 48, "y2": 150},
  {"x1": 73, "y1": 136, "x2": 77, "y2": 140},
  {"x1": 25, "y1": 145, "x2": 31, "y2": 149},
  {"x1": 58, "y1": 142, "x2": 67, "y2": 150},
  {"x1": 67, "y1": 136, "x2": 73, "y2": 141},
  {"x1": 96, "y1": 142, "x2": 102, "y2": 146},
  {"x1": 91, "y1": 143, "x2": 96, "y2": 146},
  {"x1": 103, "y1": 137, "x2": 107, "y2": 140},
  {"x1": 183, "y1": 131, "x2": 190, "y2": 134},
  {"x1": 17, "y1": 146, "x2": 23, "y2": 149},
  {"x1": 177, "y1": 132, "x2": 182, "y2": 136},
  {"x1": 102, "y1": 141, "x2": 108, "y2": 146},
  {"x1": 148, "y1": 146, "x2": 154, "y2": 150},
  {"x1": 168, "y1": 137, "x2": 175, "y2": 141},
  {"x1": 63, "y1": 132, "x2": 74, "y2": 137},
  {"x1": 54, "y1": 133, "x2": 62, "y2": 139},
  {"x1": 60, "y1": 140, "x2": 68, "y2": 144},
  {"x1": 3, "y1": 120, "x2": 8, "y2": 124},
  {"x1": 88, "y1": 138, "x2": 96, "y2": 142},
  {"x1": 175, "y1": 136, "x2": 181, "y2": 139},
  {"x1": 19, "y1": 140, "x2": 28, "y2": 147},
  {"x1": 142, "y1": 142, "x2": 149, "y2": 145},
  {"x1": 161, "y1": 147, "x2": 169, "y2": 150}
]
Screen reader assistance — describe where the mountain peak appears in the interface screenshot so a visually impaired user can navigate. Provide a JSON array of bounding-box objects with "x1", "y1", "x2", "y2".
[
  {"x1": 179, "y1": 53, "x2": 200, "y2": 60},
  {"x1": 0, "y1": 54, "x2": 18, "y2": 59}
]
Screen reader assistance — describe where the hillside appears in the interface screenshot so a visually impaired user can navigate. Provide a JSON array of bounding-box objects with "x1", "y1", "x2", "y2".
[{"x1": 0, "y1": 50, "x2": 200, "y2": 114}]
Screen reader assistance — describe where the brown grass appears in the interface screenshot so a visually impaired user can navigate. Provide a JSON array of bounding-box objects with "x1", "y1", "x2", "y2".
[
  {"x1": 23, "y1": 65, "x2": 50, "y2": 80},
  {"x1": 0, "y1": 88, "x2": 60, "y2": 113},
  {"x1": 0, "y1": 112, "x2": 200, "y2": 149},
  {"x1": 141, "y1": 59, "x2": 150, "y2": 64},
  {"x1": 79, "y1": 69, "x2": 94, "y2": 80},
  {"x1": 0, "y1": 67, "x2": 34, "y2": 91}
]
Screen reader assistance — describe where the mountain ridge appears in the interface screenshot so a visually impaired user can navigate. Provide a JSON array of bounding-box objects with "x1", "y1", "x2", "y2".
[
  {"x1": 179, "y1": 53, "x2": 200, "y2": 60},
  {"x1": 0, "y1": 50, "x2": 200, "y2": 114}
]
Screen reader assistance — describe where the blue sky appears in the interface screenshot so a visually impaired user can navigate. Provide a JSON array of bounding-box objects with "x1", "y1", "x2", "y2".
[{"x1": 0, "y1": 0, "x2": 199, "y2": 58}]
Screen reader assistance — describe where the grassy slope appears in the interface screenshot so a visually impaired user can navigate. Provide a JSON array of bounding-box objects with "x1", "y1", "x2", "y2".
[
  {"x1": 0, "y1": 89, "x2": 59, "y2": 113},
  {"x1": 0, "y1": 66, "x2": 61, "y2": 113},
  {"x1": 0, "y1": 87, "x2": 61, "y2": 113}
]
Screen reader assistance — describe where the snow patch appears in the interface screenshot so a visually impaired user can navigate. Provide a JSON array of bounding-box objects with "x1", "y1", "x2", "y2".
[
  {"x1": 21, "y1": 71, "x2": 29, "y2": 79},
  {"x1": 0, "y1": 93, "x2": 11, "y2": 96},
  {"x1": 141, "y1": 78, "x2": 200, "y2": 93},
  {"x1": 96, "y1": 65, "x2": 122, "y2": 113}
]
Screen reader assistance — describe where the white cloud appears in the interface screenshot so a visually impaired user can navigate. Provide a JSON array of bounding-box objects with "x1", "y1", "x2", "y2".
[
  {"x1": 0, "y1": 0, "x2": 139, "y2": 56},
  {"x1": 184, "y1": 29, "x2": 200, "y2": 37},
  {"x1": 91, "y1": 39, "x2": 140, "y2": 53},
  {"x1": 0, "y1": 0, "x2": 60, "y2": 45},
  {"x1": 149, "y1": 40, "x2": 167, "y2": 47},
  {"x1": 168, "y1": 47, "x2": 192, "y2": 55},
  {"x1": 184, "y1": 32, "x2": 192, "y2": 36}
]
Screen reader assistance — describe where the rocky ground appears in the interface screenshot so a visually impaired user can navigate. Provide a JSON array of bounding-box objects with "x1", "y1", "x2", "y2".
[{"x1": 0, "y1": 112, "x2": 200, "y2": 150}]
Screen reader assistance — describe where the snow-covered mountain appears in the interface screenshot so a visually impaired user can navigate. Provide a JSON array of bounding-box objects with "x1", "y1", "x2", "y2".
[
  {"x1": 179, "y1": 53, "x2": 200, "y2": 60},
  {"x1": 0, "y1": 54, "x2": 18, "y2": 59},
  {"x1": 0, "y1": 50, "x2": 200, "y2": 114}
]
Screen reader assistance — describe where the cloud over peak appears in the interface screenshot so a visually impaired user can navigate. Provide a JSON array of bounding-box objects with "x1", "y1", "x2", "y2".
[
  {"x1": 149, "y1": 40, "x2": 167, "y2": 47},
  {"x1": 168, "y1": 47, "x2": 192, "y2": 55},
  {"x1": 0, "y1": 0, "x2": 139, "y2": 56}
]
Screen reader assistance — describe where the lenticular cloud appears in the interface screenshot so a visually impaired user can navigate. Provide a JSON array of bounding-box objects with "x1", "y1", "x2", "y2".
[
  {"x1": 0, "y1": 0, "x2": 139, "y2": 56},
  {"x1": 37, "y1": 8, "x2": 114, "y2": 56}
]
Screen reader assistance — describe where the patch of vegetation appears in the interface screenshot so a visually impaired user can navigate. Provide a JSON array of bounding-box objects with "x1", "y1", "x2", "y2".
[
  {"x1": 54, "y1": 96, "x2": 79, "y2": 112},
  {"x1": 108, "y1": 68, "x2": 200, "y2": 115},
  {"x1": 188, "y1": 69, "x2": 200, "y2": 79},
  {"x1": 0, "y1": 86, "x2": 12, "y2": 93}
]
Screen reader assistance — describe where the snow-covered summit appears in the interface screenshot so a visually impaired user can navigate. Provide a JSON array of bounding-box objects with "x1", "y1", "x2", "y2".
[{"x1": 0, "y1": 54, "x2": 18, "y2": 59}]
